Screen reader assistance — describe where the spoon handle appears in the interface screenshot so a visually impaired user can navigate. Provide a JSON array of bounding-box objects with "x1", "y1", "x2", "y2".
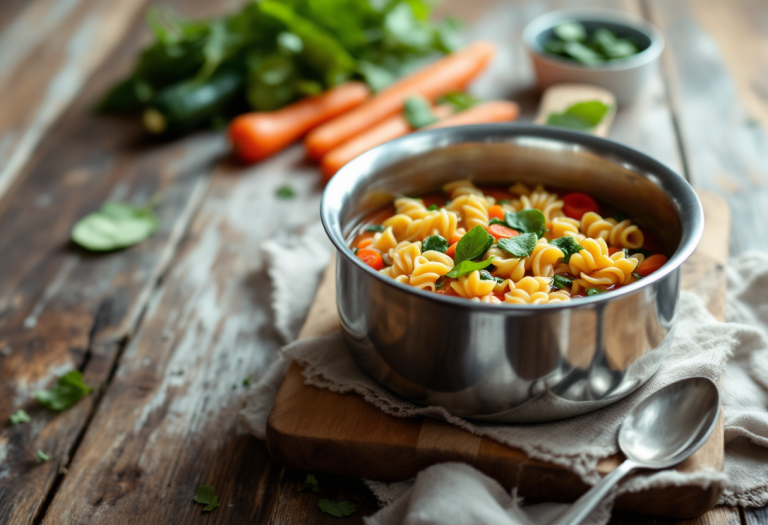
[{"x1": 549, "y1": 460, "x2": 638, "y2": 525}]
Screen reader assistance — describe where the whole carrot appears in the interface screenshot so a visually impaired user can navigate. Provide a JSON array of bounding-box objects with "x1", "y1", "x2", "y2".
[
  {"x1": 229, "y1": 82, "x2": 370, "y2": 163},
  {"x1": 305, "y1": 42, "x2": 496, "y2": 161},
  {"x1": 426, "y1": 100, "x2": 520, "y2": 129},
  {"x1": 320, "y1": 105, "x2": 454, "y2": 182}
]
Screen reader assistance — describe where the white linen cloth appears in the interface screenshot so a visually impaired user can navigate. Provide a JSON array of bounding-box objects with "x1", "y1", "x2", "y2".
[{"x1": 241, "y1": 239, "x2": 768, "y2": 522}]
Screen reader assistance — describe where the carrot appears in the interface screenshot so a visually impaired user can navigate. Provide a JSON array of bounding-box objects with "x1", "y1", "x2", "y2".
[
  {"x1": 636, "y1": 254, "x2": 668, "y2": 277},
  {"x1": 486, "y1": 223, "x2": 518, "y2": 240},
  {"x1": 425, "y1": 100, "x2": 520, "y2": 129},
  {"x1": 488, "y1": 204, "x2": 506, "y2": 220},
  {"x1": 357, "y1": 238, "x2": 374, "y2": 249},
  {"x1": 229, "y1": 82, "x2": 370, "y2": 163},
  {"x1": 357, "y1": 248, "x2": 384, "y2": 271},
  {"x1": 563, "y1": 193, "x2": 600, "y2": 220},
  {"x1": 608, "y1": 246, "x2": 624, "y2": 256},
  {"x1": 305, "y1": 42, "x2": 496, "y2": 161},
  {"x1": 446, "y1": 242, "x2": 458, "y2": 258},
  {"x1": 320, "y1": 105, "x2": 454, "y2": 182},
  {"x1": 450, "y1": 231, "x2": 464, "y2": 244}
]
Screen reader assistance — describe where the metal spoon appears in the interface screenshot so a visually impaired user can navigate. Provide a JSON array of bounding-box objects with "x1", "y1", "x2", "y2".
[{"x1": 551, "y1": 377, "x2": 721, "y2": 525}]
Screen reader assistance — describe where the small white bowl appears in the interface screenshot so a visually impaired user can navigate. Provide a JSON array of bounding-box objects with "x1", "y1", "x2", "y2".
[{"x1": 523, "y1": 8, "x2": 664, "y2": 105}]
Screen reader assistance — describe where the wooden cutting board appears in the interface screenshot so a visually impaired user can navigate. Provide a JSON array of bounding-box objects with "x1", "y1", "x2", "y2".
[{"x1": 266, "y1": 190, "x2": 730, "y2": 519}]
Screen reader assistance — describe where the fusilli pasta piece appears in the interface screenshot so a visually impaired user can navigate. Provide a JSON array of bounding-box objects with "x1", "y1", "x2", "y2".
[
  {"x1": 443, "y1": 179, "x2": 485, "y2": 199},
  {"x1": 526, "y1": 238, "x2": 565, "y2": 278},
  {"x1": 483, "y1": 246, "x2": 526, "y2": 281},
  {"x1": 394, "y1": 197, "x2": 431, "y2": 220},
  {"x1": 471, "y1": 294, "x2": 502, "y2": 304},
  {"x1": 416, "y1": 208, "x2": 458, "y2": 242},
  {"x1": 504, "y1": 276, "x2": 552, "y2": 304},
  {"x1": 380, "y1": 241, "x2": 422, "y2": 279},
  {"x1": 446, "y1": 194, "x2": 490, "y2": 230},
  {"x1": 580, "y1": 254, "x2": 639, "y2": 286},
  {"x1": 549, "y1": 216, "x2": 584, "y2": 240},
  {"x1": 450, "y1": 270, "x2": 496, "y2": 299},
  {"x1": 607, "y1": 219, "x2": 645, "y2": 250},
  {"x1": 568, "y1": 237, "x2": 613, "y2": 275},
  {"x1": 410, "y1": 251, "x2": 454, "y2": 291},
  {"x1": 580, "y1": 212, "x2": 613, "y2": 241},
  {"x1": 370, "y1": 226, "x2": 398, "y2": 253}
]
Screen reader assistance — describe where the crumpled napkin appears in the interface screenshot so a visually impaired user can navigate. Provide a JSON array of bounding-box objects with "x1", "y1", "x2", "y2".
[{"x1": 241, "y1": 233, "x2": 768, "y2": 521}]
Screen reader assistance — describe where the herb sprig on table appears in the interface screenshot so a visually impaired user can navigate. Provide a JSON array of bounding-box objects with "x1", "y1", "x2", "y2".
[{"x1": 98, "y1": 1, "x2": 461, "y2": 136}]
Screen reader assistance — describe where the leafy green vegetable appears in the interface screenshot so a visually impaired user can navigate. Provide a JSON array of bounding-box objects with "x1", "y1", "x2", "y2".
[
  {"x1": 553, "y1": 275, "x2": 572, "y2": 290},
  {"x1": 353, "y1": 247, "x2": 359, "y2": 255},
  {"x1": 563, "y1": 41, "x2": 602, "y2": 65},
  {"x1": 403, "y1": 96, "x2": 438, "y2": 129},
  {"x1": 9, "y1": 409, "x2": 30, "y2": 425},
  {"x1": 453, "y1": 226, "x2": 494, "y2": 264},
  {"x1": 502, "y1": 209, "x2": 547, "y2": 238},
  {"x1": 609, "y1": 213, "x2": 629, "y2": 222},
  {"x1": 427, "y1": 204, "x2": 439, "y2": 211},
  {"x1": 36, "y1": 371, "x2": 94, "y2": 412},
  {"x1": 547, "y1": 101, "x2": 611, "y2": 131},
  {"x1": 632, "y1": 272, "x2": 642, "y2": 281},
  {"x1": 497, "y1": 233, "x2": 537, "y2": 258},
  {"x1": 242, "y1": 377, "x2": 251, "y2": 387},
  {"x1": 553, "y1": 21, "x2": 587, "y2": 42},
  {"x1": 549, "y1": 236, "x2": 583, "y2": 263},
  {"x1": 435, "y1": 277, "x2": 444, "y2": 290},
  {"x1": 422, "y1": 235, "x2": 448, "y2": 253},
  {"x1": 364, "y1": 225, "x2": 385, "y2": 233},
  {"x1": 298, "y1": 473, "x2": 320, "y2": 493},
  {"x1": 194, "y1": 485, "x2": 221, "y2": 512},
  {"x1": 437, "y1": 92, "x2": 478, "y2": 112},
  {"x1": 479, "y1": 270, "x2": 503, "y2": 283},
  {"x1": 593, "y1": 28, "x2": 638, "y2": 59},
  {"x1": 71, "y1": 202, "x2": 159, "y2": 252},
  {"x1": 586, "y1": 288, "x2": 605, "y2": 296},
  {"x1": 318, "y1": 498, "x2": 360, "y2": 517},
  {"x1": 446, "y1": 258, "x2": 495, "y2": 278},
  {"x1": 98, "y1": 0, "x2": 458, "y2": 134},
  {"x1": 36, "y1": 450, "x2": 50, "y2": 463},
  {"x1": 276, "y1": 185, "x2": 296, "y2": 199}
]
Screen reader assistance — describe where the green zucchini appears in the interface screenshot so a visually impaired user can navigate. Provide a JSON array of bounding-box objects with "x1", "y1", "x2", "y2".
[{"x1": 143, "y1": 67, "x2": 245, "y2": 135}]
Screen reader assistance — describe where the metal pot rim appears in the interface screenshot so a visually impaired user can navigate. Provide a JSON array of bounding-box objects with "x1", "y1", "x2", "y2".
[{"x1": 321, "y1": 123, "x2": 703, "y2": 312}]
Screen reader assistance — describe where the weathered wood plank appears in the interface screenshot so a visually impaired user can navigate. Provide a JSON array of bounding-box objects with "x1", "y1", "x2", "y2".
[
  {"x1": 645, "y1": 0, "x2": 768, "y2": 253},
  {"x1": 0, "y1": 0, "x2": 151, "y2": 200},
  {"x1": 0, "y1": 1, "x2": 242, "y2": 523}
]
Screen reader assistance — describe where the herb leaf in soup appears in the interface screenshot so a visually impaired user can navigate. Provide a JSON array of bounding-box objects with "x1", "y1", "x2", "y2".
[
  {"x1": 422, "y1": 235, "x2": 448, "y2": 253},
  {"x1": 553, "y1": 275, "x2": 572, "y2": 290},
  {"x1": 364, "y1": 224, "x2": 385, "y2": 233},
  {"x1": 446, "y1": 258, "x2": 495, "y2": 278},
  {"x1": 503, "y1": 209, "x2": 547, "y2": 238},
  {"x1": 553, "y1": 21, "x2": 587, "y2": 42},
  {"x1": 497, "y1": 233, "x2": 537, "y2": 257},
  {"x1": 403, "y1": 95, "x2": 438, "y2": 129},
  {"x1": 547, "y1": 100, "x2": 611, "y2": 131},
  {"x1": 453, "y1": 225, "x2": 494, "y2": 264},
  {"x1": 550, "y1": 236, "x2": 583, "y2": 263},
  {"x1": 586, "y1": 288, "x2": 605, "y2": 296},
  {"x1": 427, "y1": 204, "x2": 439, "y2": 211}
]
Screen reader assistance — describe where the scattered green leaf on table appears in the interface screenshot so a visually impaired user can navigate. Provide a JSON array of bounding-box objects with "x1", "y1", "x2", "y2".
[
  {"x1": 298, "y1": 473, "x2": 320, "y2": 493},
  {"x1": 318, "y1": 498, "x2": 359, "y2": 517},
  {"x1": 453, "y1": 225, "x2": 494, "y2": 264},
  {"x1": 9, "y1": 409, "x2": 30, "y2": 425},
  {"x1": 547, "y1": 101, "x2": 611, "y2": 132},
  {"x1": 422, "y1": 235, "x2": 448, "y2": 253},
  {"x1": 276, "y1": 185, "x2": 296, "y2": 199},
  {"x1": 446, "y1": 257, "x2": 495, "y2": 278},
  {"x1": 403, "y1": 96, "x2": 438, "y2": 129},
  {"x1": 497, "y1": 233, "x2": 537, "y2": 257},
  {"x1": 194, "y1": 485, "x2": 221, "y2": 512},
  {"x1": 36, "y1": 450, "x2": 51, "y2": 463},
  {"x1": 71, "y1": 202, "x2": 159, "y2": 252},
  {"x1": 36, "y1": 371, "x2": 94, "y2": 411},
  {"x1": 549, "y1": 236, "x2": 583, "y2": 263},
  {"x1": 242, "y1": 377, "x2": 251, "y2": 387},
  {"x1": 437, "y1": 91, "x2": 478, "y2": 112}
]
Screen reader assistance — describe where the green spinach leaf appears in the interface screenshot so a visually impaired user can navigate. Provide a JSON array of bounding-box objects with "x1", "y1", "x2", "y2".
[
  {"x1": 503, "y1": 209, "x2": 546, "y2": 238},
  {"x1": 364, "y1": 225, "x2": 385, "y2": 233},
  {"x1": 552, "y1": 275, "x2": 572, "y2": 290},
  {"x1": 446, "y1": 258, "x2": 494, "y2": 278},
  {"x1": 549, "y1": 236, "x2": 583, "y2": 263},
  {"x1": 422, "y1": 235, "x2": 448, "y2": 253},
  {"x1": 318, "y1": 498, "x2": 360, "y2": 517},
  {"x1": 586, "y1": 288, "x2": 605, "y2": 296},
  {"x1": 453, "y1": 226, "x2": 494, "y2": 264},
  {"x1": 436, "y1": 92, "x2": 478, "y2": 112},
  {"x1": 547, "y1": 100, "x2": 611, "y2": 131},
  {"x1": 497, "y1": 233, "x2": 537, "y2": 257}
]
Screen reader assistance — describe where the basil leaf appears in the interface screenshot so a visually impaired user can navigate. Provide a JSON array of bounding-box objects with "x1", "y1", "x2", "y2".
[
  {"x1": 403, "y1": 95, "x2": 438, "y2": 129},
  {"x1": 547, "y1": 100, "x2": 611, "y2": 131},
  {"x1": 364, "y1": 225, "x2": 385, "y2": 233},
  {"x1": 549, "y1": 236, "x2": 582, "y2": 263},
  {"x1": 563, "y1": 40, "x2": 602, "y2": 64},
  {"x1": 427, "y1": 204, "x2": 439, "y2": 211},
  {"x1": 586, "y1": 288, "x2": 605, "y2": 296},
  {"x1": 436, "y1": 92, "x2": 478, "y2": 112},
  {"x1": 489, "y1": 218, "x2": 507, "y2": 226},
  {"x1": 553, "y1": 21, "x2": 586, "y2": 42},
  {"x1": 422, "y1": 235, "x2": 448, "y2": 253},
  {"x1": 71, "y1": 202, "x2": 159, "y2": 252},
  {"x1": 503, "y1": 209, "x2": 546, "y2": 238},
  {"x1": 453, "y1": 225, "x2": 494, "y2": 264},
  {"x1": 276, "y1": 185, "x2": 295, "y2": 198},
  {"x1": 497, "y1": 233, "x2": 537, "y2": 257},
  {"x1": 36, "y1": 371, "x2": 94, "y2": 411},
  {"x1": 479, "y1": 270, "x2": 494, "y2": 281},
  {"x1": 435, "y1": 277, "x2": 444, "y2": 290},
  {"x1": 552, "y1": 275, "x2": 572, "y2": 290},
  {"x1": 446, "y1": 258, "x2": 495, "y2": 278}
]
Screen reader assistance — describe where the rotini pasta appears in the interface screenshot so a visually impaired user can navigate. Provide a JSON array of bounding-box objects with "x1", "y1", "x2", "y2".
[{"x1": 352, "y1": 181, "x2": 668, "y2": 305}]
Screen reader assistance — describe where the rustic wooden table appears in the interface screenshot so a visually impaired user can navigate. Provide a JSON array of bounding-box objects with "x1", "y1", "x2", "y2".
[{"x1": 0, "y1": 0, "x2": 765, "y2": 524}]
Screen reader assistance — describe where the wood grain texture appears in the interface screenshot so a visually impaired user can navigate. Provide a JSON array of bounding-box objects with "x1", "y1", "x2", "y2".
[
  {"x1": 645, "y1": 0, "x2": 768, "y2": 254},
  {"x1": 267, "y1": 192, "x2": 730, "y2": 520}
]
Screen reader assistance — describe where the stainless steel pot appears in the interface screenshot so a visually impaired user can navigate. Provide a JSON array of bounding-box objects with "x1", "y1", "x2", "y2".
[{"x1": 321, "y1": 124, "x2": 703, "y2": 423}]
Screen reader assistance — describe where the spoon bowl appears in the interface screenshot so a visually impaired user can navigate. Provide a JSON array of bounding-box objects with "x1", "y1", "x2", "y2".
[
  {"x1": 551, "y1": 377, "x2": 721, "y2": 525},
  {"x1": 620, "y1": 377, "x2": 721, "y2": 468}
]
